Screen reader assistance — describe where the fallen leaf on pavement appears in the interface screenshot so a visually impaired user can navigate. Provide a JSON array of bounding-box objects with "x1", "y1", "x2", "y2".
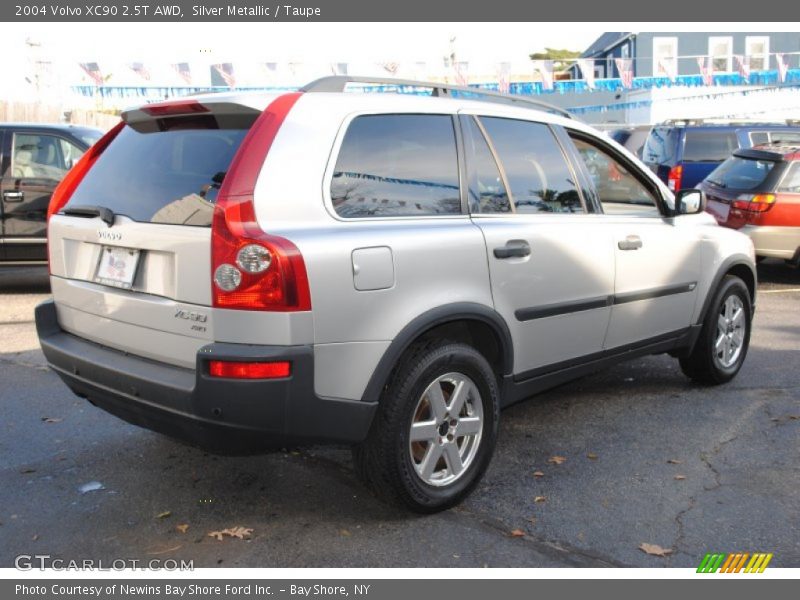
[
  {"x1": 547, "y1": 456, "x2": 567, "y2": 465},
  {"x1": 509, "y1": 529, "x2": 525, "y2": 538},
  {"x1": 587, "y1": 453, "x2": 598, "y2": 460},
  {"x1": 156, "y1": 511, "x2": 171, "y2": 519},
  {"x1": 175, "y1": 524, "x2": 189, "y2": 534},
  {"x1": 20, "y1": 468, "x2": 36, "y2": 474},
  {"x1": 667, "y1": 459, "x2": 683, "y2": 464},
  {"x1": 41, "y1": 418, "x2": 63, "y2": 424},
  {"x1": 533, "y1": 471, "x2": 544, "y2": 478},
  {"x1": 534, "y1": 496, "x2": 547, "y2": 503},
  {"x1": 639, "y1": 543, "x2": 672, "y2": 557},
  {"x1": 32, "y1": 534, "x2": 39, "y2": 541},
  {"x1": 674, "y1": 475, "x2": 686, "y2": 480},
  {"x1": 208, "y1": 527, "x2": 253, "y2": 541},
  {"x1": 339, "y1": 529, "x2": 351, "y2": 537},
  {"x1": 527, "y1": 517, "x2": 537, "y2": 525}
]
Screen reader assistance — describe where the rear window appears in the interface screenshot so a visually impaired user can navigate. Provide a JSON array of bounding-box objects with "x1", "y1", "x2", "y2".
[
  {"x1": 778, "y1": 162, "x2": 800, "y2": 193},
  {"x1": 66, "y1": 121, "x2": 250, "y2": 227},
  {"x1": 749, "y1": 130, "x2": 800, "y2": 145},
  {"x1": 330, "y1": 114, "x2": 461, "y2": 218},
  {"x1": 682, "y1": 130, "x2": 737, "y2": 162},
  {"x1": 642, "y1": 127, "x2": 680, "y2": 165},
  {"x1": 705, "y1": 156, "x2": 777, "y2": 190}
]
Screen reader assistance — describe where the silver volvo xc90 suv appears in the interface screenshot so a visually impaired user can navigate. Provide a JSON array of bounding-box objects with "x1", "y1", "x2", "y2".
[{"x1": 36, "y1": 77, "x2": 756, "y2": 511}]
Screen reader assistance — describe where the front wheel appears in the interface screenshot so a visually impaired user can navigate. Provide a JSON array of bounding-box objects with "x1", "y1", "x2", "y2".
[
  {"x1": 353, "y1": 341, "x2": 500, "y2": 513},
  {"x1": 680, "y1": 275, "x2": 752, "y2": 384}
]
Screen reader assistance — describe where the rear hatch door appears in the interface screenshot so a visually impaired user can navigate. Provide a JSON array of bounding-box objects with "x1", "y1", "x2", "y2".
[{"x1": 48, "y1": 98, "x2": 270, "y2": 368}]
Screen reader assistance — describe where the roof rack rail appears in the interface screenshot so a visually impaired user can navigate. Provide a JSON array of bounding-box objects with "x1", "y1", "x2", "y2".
[{"x1": 300, "y1": 76, "x2": 573, "y2": 119}]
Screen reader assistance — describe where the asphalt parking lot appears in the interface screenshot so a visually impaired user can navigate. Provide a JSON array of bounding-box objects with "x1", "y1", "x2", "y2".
[{"x1": 1, "y1": 264, "x2": 798, "y2": 569}]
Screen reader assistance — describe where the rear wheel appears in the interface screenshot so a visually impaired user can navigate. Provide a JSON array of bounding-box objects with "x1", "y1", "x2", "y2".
[
  {"x1": 679, "y1": 275, "x2": 752, "y2": 384},
  {"x1": 353, "y1": 341, "x2": 500, "y2": 513}
]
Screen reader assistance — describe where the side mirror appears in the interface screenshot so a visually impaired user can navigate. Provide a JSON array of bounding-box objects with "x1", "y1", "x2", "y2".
[{"x1": 674, "y1": 188, "x2": 706, "y2": 215}]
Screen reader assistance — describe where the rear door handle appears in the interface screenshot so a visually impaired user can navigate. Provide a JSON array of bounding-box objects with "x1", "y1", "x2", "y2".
[
  {"x1": 493, "y1": 240, "x2": 531, "y2": 259},
  {"x1": 3, "y1": 191, "x2": 24, "y2": 202},
  {"x1": 618, "y1": 235, "x2": 642, "y2": 251}
]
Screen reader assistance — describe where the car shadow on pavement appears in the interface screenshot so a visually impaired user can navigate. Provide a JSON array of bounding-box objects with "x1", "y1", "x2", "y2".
[
  {"x1": 0, "y1": 266, "x2": 50, "y2": 294},
  {"x1": 757, "y1": 259, "x2": 799, "y2": 286}
]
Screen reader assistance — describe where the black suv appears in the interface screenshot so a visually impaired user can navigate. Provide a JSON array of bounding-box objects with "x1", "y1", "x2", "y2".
[{"x1": 1, "y1": 123, "x2": 102, "y2": 264}]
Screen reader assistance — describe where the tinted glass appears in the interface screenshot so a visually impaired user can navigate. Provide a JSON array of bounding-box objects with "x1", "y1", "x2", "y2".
[
  {"x1": 682, "y1": 130, "x2": 737, "y2": 162},
  {"x1": 66, "y1": 124, "x2": 249, "y2": 227},
  {"x1": 10, "y1": 134, "x2": 69, "y2": 180},
  {"x1": 479, "y1": 117, "x2": 583, "y2": 214},
  {"x1": 706, "y1": 156, "x2": 777, "y2": 191},
  {"x1": 778, "y1": 162, "x2": 800, "y2": 193},
  {"x1": 462, "y1": 116, "x2": 510, "y2": 213},
  {"x1": 331, "y1": 114, "x2": 461, "y2": 218},
  {"x1": 571, "y1": 136, "x2": 660, "y2": 217},
  {"x1": 642, "y1": 127, "x2": 680, "y2": 165}
]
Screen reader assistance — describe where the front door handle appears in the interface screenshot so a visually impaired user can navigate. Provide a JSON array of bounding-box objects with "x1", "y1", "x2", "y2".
[
  {"x1": 618, "y1": 235, "x2": 642, "y2": 251},
  {"x1": 3, "y1": 191, "x2": 24, "y2": 202},
  {"x1": 494, "y1": 240, "x2": 531, "y2": 259}
]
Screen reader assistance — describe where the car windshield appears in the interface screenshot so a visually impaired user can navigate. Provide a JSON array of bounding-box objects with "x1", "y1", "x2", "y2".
[
  {"x1": 78, "y1": 131, "x2": 103, "y2": 146},
  {"x1": 705, "y1": 156, "x2": 777, "y2": 190}
]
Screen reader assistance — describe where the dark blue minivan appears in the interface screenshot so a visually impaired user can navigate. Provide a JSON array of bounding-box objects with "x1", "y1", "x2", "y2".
[{"x1": 641, "y1": 121, "x2": 800, "y2": 191}]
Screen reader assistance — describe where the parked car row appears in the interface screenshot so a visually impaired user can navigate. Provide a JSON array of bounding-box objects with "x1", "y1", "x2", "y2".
[{"x1": 613, "y1": 119, "x2": 800, "y2": 266}]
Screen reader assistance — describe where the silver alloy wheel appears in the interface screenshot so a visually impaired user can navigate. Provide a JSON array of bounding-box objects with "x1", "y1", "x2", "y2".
[
  {"x1": 714, "y1": 294, "x2": 746, "y2": 369},
  {"x1": 408, "y1": 372, "x2": 484, "y2": 487}
]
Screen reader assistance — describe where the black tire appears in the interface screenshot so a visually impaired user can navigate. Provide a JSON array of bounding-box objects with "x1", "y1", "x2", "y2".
[
  {"x1": 353, "y1": 341, "x2": 500, "y2": 513},
  {"x1": 679, "y1": 275, "x2": 752, "y2": 384}
]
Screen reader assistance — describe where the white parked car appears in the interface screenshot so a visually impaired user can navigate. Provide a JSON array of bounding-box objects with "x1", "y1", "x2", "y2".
[{"x1": 36, "y1": 77, "x2": 756, "y2": 512}]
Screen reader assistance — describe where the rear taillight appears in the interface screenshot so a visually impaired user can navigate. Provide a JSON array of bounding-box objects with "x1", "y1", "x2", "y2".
[
  {"x1": 211, "y1": 92, "x2": 311, "y2": 312},
  {"x1": 667, "y1": 165, "x2": 683, "y2": 191},
  {"x1": 47, "y1": 122, "x2": 125, "y2": 222},
  {"x1": 732, "y1": 193, "x2": 777, "y2": 213},
  {"x1": 209, "y1": 360, "x2": 291, "y2": 379}
]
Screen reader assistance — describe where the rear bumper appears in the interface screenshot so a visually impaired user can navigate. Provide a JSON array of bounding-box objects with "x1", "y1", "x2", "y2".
[
  {"x1": 741, "y1": 225, "x2": 800, "y2": 260},
  {"x1": 35, "y1": 300, "x2": 377, "y2": 452}
]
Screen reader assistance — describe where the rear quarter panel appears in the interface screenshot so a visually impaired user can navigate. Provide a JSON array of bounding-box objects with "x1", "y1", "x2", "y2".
[{"x1": 252, "y1": 94, "x2": 493, "y2": 402}]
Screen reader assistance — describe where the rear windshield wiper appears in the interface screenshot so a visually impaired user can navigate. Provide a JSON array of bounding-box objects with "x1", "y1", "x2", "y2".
[
  {"x1": 62, "y1": 205, "x2": 116, "y2": 227},
  {"x1": 706, "y1": 179, "x2": 727, "y2": 188}
]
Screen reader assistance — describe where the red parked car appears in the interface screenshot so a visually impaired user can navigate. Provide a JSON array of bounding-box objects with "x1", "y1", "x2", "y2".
[{"x1": 700, "y1": 144, "x2": 800, "y2": 265}]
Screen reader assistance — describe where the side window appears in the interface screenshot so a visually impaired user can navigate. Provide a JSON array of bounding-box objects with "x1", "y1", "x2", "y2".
[
  {"x1": 10, "y1": 134, "x2": 67, "y2": 180},
  {"x1": 330, "y1": 114, "x2": 461, "y2": 218},
  {"x1": 682, "y1": 130, "x2": 737, "y2": 162},
  {"x1": 570, "y1": 135, "x2": 661, "y2": 217},
  {"x1": 461, "y1": 116, "x2": 510, "y2": 213},
  {"x1": 778, "y1": 163, "x2": 800, "y2": 193},
  {"x1": 478, "y1": 117, "x2": 584, "y2": 214},
  {"x1": 59, "y1": 138, "x2": 85, "y2": 169},
  {"x1": 642, "y1": 127, "x2": 679, "y2": 165}
]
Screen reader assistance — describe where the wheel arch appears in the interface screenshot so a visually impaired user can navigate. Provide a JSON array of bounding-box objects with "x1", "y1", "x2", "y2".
[
  {"x1": 696, "y1": 255, "x2": 757, "y2": 327},
  {"x1": 359, "y1": 303, "x2": 514, "y2": 405}
]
